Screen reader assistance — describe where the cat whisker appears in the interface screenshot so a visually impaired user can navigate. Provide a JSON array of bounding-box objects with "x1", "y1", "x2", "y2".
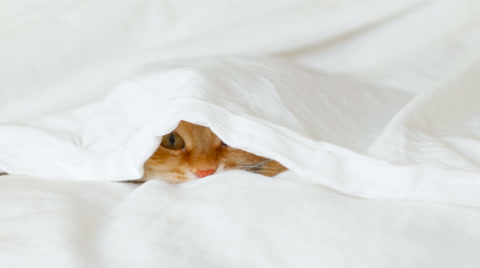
[
  {"x1": 245, "y1": 170, "x2": 278, "y2": 175},
  {"x1": 238, "y1": 167, "x2": 284, "y2": 173},
  {"x1": 236, "y1": 160, "x2": 271, "y2": 169}
]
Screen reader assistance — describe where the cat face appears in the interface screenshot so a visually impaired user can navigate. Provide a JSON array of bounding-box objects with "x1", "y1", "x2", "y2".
[{"x1": 143, "y1": 121, "x2": 286, "y2": 183}]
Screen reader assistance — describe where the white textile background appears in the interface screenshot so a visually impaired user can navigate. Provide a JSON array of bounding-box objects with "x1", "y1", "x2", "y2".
[{"x1": 1, "y1": 0, "x2": 480, "y2": 267}]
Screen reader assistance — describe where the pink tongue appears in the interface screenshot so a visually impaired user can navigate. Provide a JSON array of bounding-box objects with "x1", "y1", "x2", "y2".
[{"x1": 194, "y1": 169, "x2": 216, "y2": 178}]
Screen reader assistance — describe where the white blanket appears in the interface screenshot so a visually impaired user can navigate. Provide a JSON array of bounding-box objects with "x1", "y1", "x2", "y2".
[{"x1": 1, "y1": 0, "x2": 480, "y2": 267}]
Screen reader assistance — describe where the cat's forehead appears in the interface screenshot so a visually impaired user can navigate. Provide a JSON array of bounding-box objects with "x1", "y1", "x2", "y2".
[{"x1": 175, "y1": 121, "x2": 219, "y2": 141}]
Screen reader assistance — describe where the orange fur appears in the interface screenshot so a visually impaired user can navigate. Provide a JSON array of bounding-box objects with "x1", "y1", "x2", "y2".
[{"x1": 142, "y1": 121, "x2": 287, "y2": 183}]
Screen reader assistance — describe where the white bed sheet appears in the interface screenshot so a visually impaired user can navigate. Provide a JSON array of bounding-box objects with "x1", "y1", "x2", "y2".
[
  {"x1": 1, "y1": 0, "x2": 480, "y2": 267},
  {"x1": 2, "y1": 173, "x2": 480, "y2": 268}
]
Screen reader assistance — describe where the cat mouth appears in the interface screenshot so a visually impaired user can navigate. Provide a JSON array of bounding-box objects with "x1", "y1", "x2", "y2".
[
  {"x1": 191, "y1": 169, "x2": 216, "y2": 178},
  {"x1": 189, "y1": 165, "x2": 223, "y2": 179}
]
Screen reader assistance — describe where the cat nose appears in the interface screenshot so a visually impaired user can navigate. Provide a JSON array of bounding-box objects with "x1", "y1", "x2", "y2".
[{"x1": 193, "y1": 169, "x2": 216, "y2": 178}]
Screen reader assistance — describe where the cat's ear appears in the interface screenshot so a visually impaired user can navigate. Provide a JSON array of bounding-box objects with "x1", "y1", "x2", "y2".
[{"x1": 161, "y1": 132, "x2": 185, "y2": 150}]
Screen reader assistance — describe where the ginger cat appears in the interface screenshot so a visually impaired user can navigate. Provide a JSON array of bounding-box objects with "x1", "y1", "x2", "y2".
[{"x1": 141, "y1": 121, "x2": 287, "y2": 184}]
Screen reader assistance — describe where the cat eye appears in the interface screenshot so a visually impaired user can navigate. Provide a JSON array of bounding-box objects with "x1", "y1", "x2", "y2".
[
  {"x1": 161, "y1": 132, "x2": 185, "y2": 150},
  {"x1": 221, "y1": 141, "x2": 228, "y2": 147}
]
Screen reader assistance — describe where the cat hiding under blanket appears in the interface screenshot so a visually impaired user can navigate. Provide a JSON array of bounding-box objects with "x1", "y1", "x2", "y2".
[
  {"x1": 138, "y1": 120, "x2": 287, "y2": 184},
  {"x1": 0, "y1": 121, "x2": 287, "y2": 183}
]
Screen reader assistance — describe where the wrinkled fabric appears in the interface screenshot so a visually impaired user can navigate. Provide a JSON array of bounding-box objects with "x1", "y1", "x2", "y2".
[
  {"x1": 1, "y1": 173, "x2": 480, "y2": 268},
  {"x1": 1, "y1": 57, "x2": 480, "y2": 208},
  {"x1": 1, "y1": 0, "x2": 480, "y2": 267}
]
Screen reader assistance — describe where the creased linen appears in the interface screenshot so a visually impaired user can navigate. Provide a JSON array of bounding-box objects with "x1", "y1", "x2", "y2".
[
  {"x1": 1, "y1": 0, "x2": 480, "y2": 267},
  {"x1": 2, "y1": 57, "x2": 480, "y2": 208}
]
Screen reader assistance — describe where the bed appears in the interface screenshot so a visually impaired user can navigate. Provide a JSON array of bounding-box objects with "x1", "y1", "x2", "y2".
[{"x1": 1, "y1": 0, "x2": 480, "y2": 267}]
